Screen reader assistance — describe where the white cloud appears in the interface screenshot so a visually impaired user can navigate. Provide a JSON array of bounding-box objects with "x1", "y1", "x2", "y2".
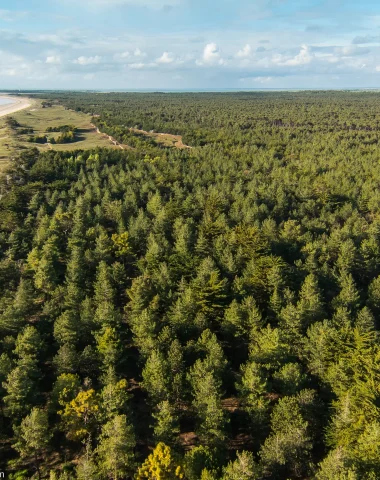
[
  {"x1": 4, "y1": 68, "x2": 17, "y2": 76},
  {"x1": 46, "y1": 55, "x2": 61, "y2": 64},
  {"x1": 375, "y1": 66, "x2": 380, "y2": 72},
  {"x1": 236, "y1": 44, "x2": 252, "y2": 58},
  {"x1": 335, "y1": 46, "x2": 370, "y2": 57},
  {"x1": 134, "y1": 48, "x2": 147, "y2": 57},
  {"x1": 0, "y1": 51, "x2": 30, "y2": 80},
  {"x1": 284, "y1": 45, "x2": 312, "y2": 66},
  {"x1": 197, "y1": 43, "x2": 225, "y2": 66},
  {"x1": 114, "y1": 51, "x2": 130, "y2": 60},
  {"x1": 253, "y1": 76, "x2": 272, "y2": 83},
  {"x1": 74, "y1": 55, "x2": 101, "y2": 65},
  {"x1": 129, "y1": 62, "x2": 145, "y2": 69},
  {"x1": 156, "y1": 52, "x2": 174, "y2": 64},
  {"x1": 274, "y1": 45, "x2": 312, "y2": 67},
  {"x1": 203, "y1": 43, "x2": 220, "y2": 63},
  {"x1": 240, "y1": 76, "x2": 273, "y2": 84},
  {"x1": 128, "y1": 62, "x2": 157, "y2": 69}
]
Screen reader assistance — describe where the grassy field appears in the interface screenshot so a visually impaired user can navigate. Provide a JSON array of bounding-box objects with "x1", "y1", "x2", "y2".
[
  {"x1": 0, "y1": 98, "x2": 192, "y2": 173},
  {"x1": 0, "y1": 99, "x2": 121, "y2": 171}
]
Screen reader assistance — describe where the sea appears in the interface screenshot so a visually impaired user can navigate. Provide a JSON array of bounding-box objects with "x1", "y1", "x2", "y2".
[{"x1": 0, "y1": 97, "x2": 15, "y2": 106}]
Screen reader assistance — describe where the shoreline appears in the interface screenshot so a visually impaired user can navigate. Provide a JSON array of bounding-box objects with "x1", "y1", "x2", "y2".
[{"x1": 0, "y1": 96, "x2": 32, "y2": 118}]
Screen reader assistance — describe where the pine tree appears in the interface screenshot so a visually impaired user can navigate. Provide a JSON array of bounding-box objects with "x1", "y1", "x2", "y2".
[
  {"x1": 316, "y1": 447, "x2": 358, "y2": 480},
  {"x1": 259, "y1": 395, "x2": 313, "y2": 478},
  {"x1": 222, "y1": 451, "x2": 260, "y2": 480},
  {"x1": 167, "y1": 339, "x2": 185, "y2": 405},
  {"x1": 333, "y1": 272, "x2": 360, "y2": 314},
  {"x1": 100, "y1": 368, "x2": 130, "y2": 420},
  {"x1": 296, "y1": 273, "x2": 325, "y2": 328},
  {"x1": 223, "y1": 297, "x2": 263, "y2": 341},
  {"x1": 53, "y1": 343, "x2": 79, "y2": 375},
  {"x1": 237, "y1": 361, "x2": 270, "y2": 430},
  {"x1": 94, "y1": 261, "x2": 121, "y2": 327},
  {"x1": 195, "y1": 329, "x2": 227, "y2": 380},
  {"x1": 76, "y1": 440, "x2": 100, "y2": 480},
  {"x1": 189, "y1": 360, "x2": 227, "y2": 446},
  {"x1": 184, "y1": 446, "x2": 218, "y2": 480},
  {"x1": 142, "y1": 349, "x2": 170, "y2": 404},
  {"x1": 96, "y1": 415, "x2": 135, "y2": 479},
  {"x1": 54, "y1": 310, "x2": 79, "y2": 345},
  {"x1": 152, "y1": 400, "x2": 180, "y2": 446},
  {"x1": 129, "y1": 305, "x2": 158, "y2": 358},
  {"x1": 192, "y1": 257, "x2": 228, "y2": 318},
  {"x1": 95, "y1": 326, "x2": 121, "y2": 371},
  {"x1": 367, "y1": 274, "x2": 380, "y2": 316},
  {"x1": 14, "y1": 408, "x2": 52, "y2": 480},
  {"x1": 3, "y1": 357, "x2": 39, "y2": 421},
  {"x1": 34, "y1": 235, "x2": 60, "y2": 293},
  {"x1": 65, "y1": 245, "x2": 86, "y2": 309},
  {"x1": 14, "y1": 325, "x2": 42, "y2": 359}
]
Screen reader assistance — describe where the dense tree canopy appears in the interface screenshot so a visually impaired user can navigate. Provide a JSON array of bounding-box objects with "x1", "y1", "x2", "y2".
[{"x1": 2, "y1": 91, "x2": 380, "y2": 478}]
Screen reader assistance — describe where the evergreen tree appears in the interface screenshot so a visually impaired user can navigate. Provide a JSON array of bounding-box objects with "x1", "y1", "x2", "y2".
[
  {"x1": 3, "y1": 357, "x2": 39, "y2": 421},
  {"x1": 189, "y1": 360, "x2": 227, "y2": 446},
  {"x1": 152, "y1": 400, "x2": 180, "y2": 446},
  {"x1": 142, "y1": 349, "x2": 170, "y2": 404},
  {"x1": 94, "y1": 261, "x2": 121, "y2": 327},
  {"x1": 14, "y1": 408, "x2": 52, "y2": 480},
  {"x1": 222, "y1": 451, "x2": 260, "y2": 480},
  {"x1": 259, "y1": 395, "x2": 313, "y2": 478},
  {"x1": 76, "y1": 441, "x2": 100, "y2": 480},
  {"x1": 96, "y1": 415, "x2": 135, "y2": 479}
]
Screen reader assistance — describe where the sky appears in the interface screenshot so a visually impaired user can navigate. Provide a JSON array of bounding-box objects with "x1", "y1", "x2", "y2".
[{"x1": 1, "y1": 0, "x2": 380, "y2": 89}]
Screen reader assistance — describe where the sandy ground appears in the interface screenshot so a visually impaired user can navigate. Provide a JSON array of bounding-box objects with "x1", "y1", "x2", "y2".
[{"x1": 0, "y1": 96, "x2": 31, "y2": 118}]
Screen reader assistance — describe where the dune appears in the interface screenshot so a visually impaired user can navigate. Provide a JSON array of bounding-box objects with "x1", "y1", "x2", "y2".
[{"x1": 0, "y1": 96, "x2": 31, "y2": 118}]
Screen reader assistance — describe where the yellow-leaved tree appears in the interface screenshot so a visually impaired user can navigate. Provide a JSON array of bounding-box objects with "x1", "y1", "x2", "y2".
[
  {"x1": 136, "y1": 442, "x2": 184, "y2": 480},
  {"x1": 60, "y1": 389, "x2": 99, "y2": 440}
]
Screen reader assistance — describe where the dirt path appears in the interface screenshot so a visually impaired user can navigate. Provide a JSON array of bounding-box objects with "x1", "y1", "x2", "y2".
[
  {"x1": 92, "y1": 121, "x2": 192, "y2": 150},
  {"x1": 131, "y1": 127, "x2": 192, "y2": 149},
  {"x1": 91, "y1": 124, "x2": 132, "y2": 150}
]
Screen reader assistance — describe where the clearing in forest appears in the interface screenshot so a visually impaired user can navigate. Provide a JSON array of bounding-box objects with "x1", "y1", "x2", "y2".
[
  {"x1": 129, "y1": 126, "x2": 192, "y2": 149},
  {"x1": 0, "y1": 99, "x2": 125, "y2": 170}
]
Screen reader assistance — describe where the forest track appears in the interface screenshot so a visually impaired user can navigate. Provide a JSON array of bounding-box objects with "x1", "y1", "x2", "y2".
[
  {"x1": 130, "y1": 126, "x2": 192, "y2": 149},
  {"x1": 91, "y1": 124, "x2": 133, "y2": 150},
  {"x1": 92, "y1": 119, "x2": 192, "y2": 150}
]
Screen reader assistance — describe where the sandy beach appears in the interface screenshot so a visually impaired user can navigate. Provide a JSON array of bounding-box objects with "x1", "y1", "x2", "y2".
[{"x1": 0, "y1": 96, "x2": 31, "y2": 118}]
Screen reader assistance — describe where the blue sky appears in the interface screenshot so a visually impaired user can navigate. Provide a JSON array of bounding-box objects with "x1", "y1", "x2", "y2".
[{"x1": 1, "y1": 0, "x2": 380, "y2": 89}]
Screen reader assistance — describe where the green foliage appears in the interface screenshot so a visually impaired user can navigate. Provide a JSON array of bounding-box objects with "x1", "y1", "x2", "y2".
[
  {"x1": 13, "y1": 408, "x2": 52, "y2": 479},
  {"x1": 3, "y1": 356, "x2": 39, "y2": 421},
  {"x1": 96, "y1": 414, "x2": 135, "y2": 479},
  {"x1": 184, "y1": 446, "x2": 218, "y2": 480},
  {"x1": 259, "y1": 393, "x2": 314, "y2": 478},
  {"x1": 3, "y1": 91, "x2": 380, "y2": 478},
  {"x1": 222, "y1": 451, "x2": 260, "y2": 480},
  {"x1": 152, "y1": 400, "x2": 180, "y2": 446}
]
